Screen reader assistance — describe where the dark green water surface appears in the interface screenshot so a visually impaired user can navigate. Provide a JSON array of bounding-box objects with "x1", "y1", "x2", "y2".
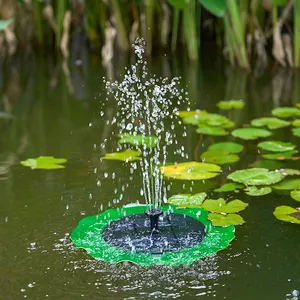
[{"x1": 1, "y1": 53, "x2": 300, "y2": 299}]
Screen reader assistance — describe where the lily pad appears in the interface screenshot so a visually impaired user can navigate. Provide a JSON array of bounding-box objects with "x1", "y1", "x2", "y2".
[
  {"x1": 232, "y1": 128, "x2": 272, "y2": 140},
  {"x1": 161, "y1": 161, "x2": 221, "y2": 180},
  {"x1": 202, "y1": 198, "x2": 248, "y2": 213},
  {"x1": 292, "y1": 128, "x2": 300, "y2": 137},
  {"x1": 118, "y1": 134, "x2": 157, "y2": 148},
  {"x1": 273, "y1": 206, "x2": 300, "y2": 224},
  {"x1": 272, "y1": 107, "x2": 300, "y2": 118},
  {"x1": 196, "y1": 113, "x2": 234, "y2": 128},
  {"x1": 250, "y1": 159, "x2": 283, "y2": 170},
  {"x1": 196, "y1": 126, "x2": 229, "y2": 136},
  {"x1": 20, "y1": 156, "x2": 67, "y2": 170},
  {"x1": 292, "y1": 119, "x2": 300, "y2": 127},
  {"x1": 214, "y1": 182, "x2": 245, "y2": 192},
  {"x1": 227, "y1": 168, "x2": 283, "y2": 186},
  {"x1": 167, "y1": 193, "x2": 207, "y2": 207},
  {"x1": 244, "y1": 186, "x2": 272, "y2": 196},
  {"x1": 251, "y1": 117, "x2": 290, "y2": 130},
  {"x1": 279, "y1": 169, "x2": 300, "y2": 176},
  {"x1": 177, "y1": 110, "x2": 205, "y2": 118},
  {"x1": 257, "y1": 141, "x2": 296, "y2": 152},
  {"x1": 208, "y1": 142, "x2": 244, "y2": 154},
  {"x1": 272, "y1": 178, "x2": 300, "y2": 190},
  {"x1": 102, "y1": 149, "x2": 141, "y2": 162},
  {"x1": 208, "y1": 213, "x2": 245, "y2": 226},
  {"x1": 217, "y1": 100, "x2": 245, "y2": 110},
  {"x1": 262, "y1": 150, "x2": 298, "y2": 160},
  {"x1": 291, "y1": 190, "x2": 300, "y2": 202},
  {"x1": 182, "y1": 113, "x2": 206, "y2": 125},
  {"x1": 201, "y1": 150, "x2": 239, "y2": 165}
]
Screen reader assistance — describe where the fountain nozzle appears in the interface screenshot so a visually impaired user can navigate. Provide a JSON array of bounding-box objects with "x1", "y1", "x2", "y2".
[{"x1": 145, "y1": 208, "x2": 163, "y2": 233}]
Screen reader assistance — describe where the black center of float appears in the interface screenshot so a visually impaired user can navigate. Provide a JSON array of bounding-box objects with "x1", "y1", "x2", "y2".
[{"x1": 102, "y1": 213, "x2": 206, "y2": 254}]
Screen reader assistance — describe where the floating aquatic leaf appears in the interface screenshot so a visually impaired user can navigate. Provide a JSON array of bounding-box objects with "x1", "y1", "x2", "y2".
[
  {"x1": 291, "y1": 190, "x2": 300, "y2": 202},
  {"x1": 182, "y1": 113, "x2": 206, "y2": 125},
  {"x1": 201, "y1": 150, "x2": 239, "y2": 165},
  {"x1": 217, "y1": 100, "x2": 245, "y2": 110},
  {"x1": 257, "y1": 141, "x2": 296, "y2": 152},
  {"x1": 20, "y1": 156, "x2": 67, "y2": 170},
  {"x1": 167, "y1": 193, "x2": 207, "y2": 207},
  {"x1": 177, "y1": 110, "x2": 205, "y2": 118},
  {"x1": 196, "y1": 126, "x2": 229, "y2": 136},
  {"x1": 208, "y1": 213, "x2": 245, "y2": 226},
  {"x1": 251, "y1": 117, "x2": 290, "y2": 130},
  {"x1": 102, "y1": 149, "x2": 141, "y2": 162},
  {"x1": 273, "y1": 206, "x2": 300, "y2": 224},
  {"x1": 292, "y1": 128, "x2": 300, "y2": 137},
  {"x1": 292, "y1": 119, "x2": 300, "y2": 127},
  {"x1": 232, "y1": 128, "x2": 272, "y2": 140},
  {"x1": 202, "y1": 198, "x2": 248, "y2": 213},
  {"x1": 0, "y1": 19, "x2": 13, "y2": 31},
  {"x1": 262, "y1": 150, "x2": 298, "y2": 160},
  {"x1": 279, "y1": 169, "x2": 300, "y2": 176},
  {"x1": 214, "y1": 182, "x2": 245, "y2": 192},
  {"x1": 227, "y1": 168, "x2": 283, "y2": 186},
  {"x1": 208, "y1": 142, "x2": 244, "y2": 154},
  {"x1": 197, "y1": 113, "x2": 234, "y2": 128},
  {"x1": 161, "y1": 161, "x2": 221, "y2": 180},
  {"x1": 250, "y1": 159, "x2": 283, "y2": 170},
  {"x1": 272, "y1": 107, "x2": 300, "y2": 118},
  {"x1": 118, "y1": 134, "x2": 157, "y2": 148},
  {"x1": 244, "y1": 186, "x2": 272, "y2": 196},
  {"x1": 272, "y1": 178, "x2": 300, "y2": 190}
]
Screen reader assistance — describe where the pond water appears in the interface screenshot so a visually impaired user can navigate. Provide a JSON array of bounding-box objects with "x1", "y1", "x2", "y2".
[{"x1": 1, "y1": 51, "x2": 300, "y2": 299}]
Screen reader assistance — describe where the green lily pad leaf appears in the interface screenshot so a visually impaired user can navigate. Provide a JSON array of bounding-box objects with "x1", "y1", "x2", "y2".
[
  {"x1": 0, "y1": 19, "x2": 13, "y2": 31},
  {"x1": 292, "y1": 128, "x2": 300, "y2": 137},
  {"x1": 167, "y1": 193, "x2": 207, "y2": 207},
  {"x1": 196, "y1": 126, "x2": 229, "y2": 136},
  {"x1": 201, "y1": 150, "x2": 239, "y2": 165},
  {"x1": 202, "y1": 198, "x2": 248, "y2": 213},
  {"x1": 291, "y1": 190, "x2": 300, "y2": 202},
  {"x1": 208, "y1": 142, "x2": 244, "y2": 154},
  {"x1": 257, "y1": 141, "x2": 296, "y2": 152},
  {"x1": 250, "y1": 159, "x2": 283, "y2": 170},
  {"x1": 273, "y1": 206, "x2": 300, "y2": 224},
  {"x1": 244, "y1": 186, "x2": 272, "y2": 196},
  {"x1": 197, "y1": 113, "x2": 234, "y2": 128},
  {"x1": 102, "y1": 149, "x2": 141, "y2": 162},
  {"x1": 227, "y1": 168, "x2": 283, "y2": 186},
  {"x1": 177, "y1": 110, "x2": 206, "y2": 118},
  {"x1": 161, "y1": 161, "x2": 221, "y2": 180},
  {"x1": 214, "y1": 182, "x2": 245, "y2": 192},
  {"x1": 232, "y1": 128, "x2": 272, "y2": 140},
  {"x1": 118, "y1": 134, "x2": 157, "y2": 148},
  {"x1": 20, "y1": 156, "x2": 67, "y2": 170},
  {"x1": 208, "y1": 213, "x2": 245, "y2": 226},
  {"x1": 262, "y1": 150, "x2": 299, "y2": 160},
  {"x1": 182, "y1": 113, "x2": 206, "y2": 125},
  {"x1": 272, "y1": 107, "x2": 300, "y2": 118},
  {"x1": 292, "y1": 119, "x2": 300, "y2": 127},
  {"x1": 251, "y1": 117, "x2": 290, "y2": 130},
  {"x1": 272, "y1": 178, "x2": 300, "y2": 190},
  {"x1": 279, "y1": 169, "x2": 300, "y2": 176},
  {"x1": 216, "y1": 100, "x2": 245, "y2": 110}
]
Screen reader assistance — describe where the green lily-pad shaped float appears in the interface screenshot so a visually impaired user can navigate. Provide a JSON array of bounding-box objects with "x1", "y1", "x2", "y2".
[
  {"x1": 262, "y1": 150, "x2": 299, "y2": 160},
  {"x1": 201, "y1": 150, "x2": 239, "y2": 165},
  {"x1": 273, "y1": 206, "x2": 300, "y2": 224},
  {"x1": 182, "y1": 112, "x2": 207, "y2": 125},
  {"x1": 279, "y1": 169, "x2": 300, "y2": 176},
  {"x1": 291, "y1": 190, "x2": 300, "y2": 202},
  {"x1": 244, "y1": 186, "x2": 272, "y2": 196},
  {"x1": 272, "y1": 107, "x2": 300, "y2": 118},
  {"x1": 292, "y1": 128, "x2": 300, "y2": 137},
  {"x1": 102, "y1": 149, "x2": 141, "y2": 162},
  {"x1": 118, "y1": 134, "x2": 157, "y2": 148},
  {"x1": 177, "y1": 110, "x2": 206, "y2": 118},
  {"x1": 208, "y1": 142, "x2": 244, "y2": 154},
  {"x1": 250, "y1": 159, "x2": 283, "y2": 170},
  {"x1": 292, "y1": 119, "x2": 300, "y2": 127},
  {"x1": 196, "y1": 126, "x2": 229, "y2": 136},
  {"x1": 202, "y1": 198, "x2": 248, "y2": 213},
  {"x1": 185, "y1": 113, "x2": 233, "y2": 128},
  {"x1": 161, "y1": 161, "x2": 221, "y2": 180},
  {"x1": 251, "y1": 117, "x2": 290, "y2": 130},
  {"x1": 71, "y1": 204, "x2": 235, "y2": 266},
  {"x1": 167, "y1": 193, "x2": 207, "y2": 208},
  {"x1": 208, "y1": 213, "x2": 245, "y2": 226},
  {"x1": 257, "y1": 141, "x2": 296, "y2": 152},
  {"x1": 227, "y1": 168, "x2": 283, "y2": 186},
  {"x1": 20, "y1": 156, "x2": 67, "y2": 170},
  {"x1": 214, "y1": 182, "x2": 244, "y2": 192},
  {"x1": 232, "y1": 128, "x2": 272, "y2": 140},
  {"x1": 217, "y1": 100, "x2": 244, "y2": 110},
  {"x1": 272, "y1": 178, "x2": 300, "y2": 190}
]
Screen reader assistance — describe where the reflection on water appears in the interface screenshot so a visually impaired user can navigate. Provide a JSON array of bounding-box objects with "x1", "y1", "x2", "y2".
[{"x1": 1, "y1": 51, "x2": 300, "y2": 299}]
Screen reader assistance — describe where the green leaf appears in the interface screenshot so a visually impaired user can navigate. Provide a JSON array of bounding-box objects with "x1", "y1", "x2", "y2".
[
  {"x1": 177, "y1": 110, "x2": 205, "y2": 118},
  {"x1": 196, "y1": 126, "x2": 229, "y2": 136},
  {"x1": 272, "y1": 107, "x2": 300, "y2": 118},
  {"x1": 251, "y1": 117, "x2": 290, "y2": 130},
  {"x1": 197, "y1": 113, "x2": 234, "y2": 128},
  {"x1": 208, "y1": 213, "x2": 245, "y2": 226},
  {"x1": 20, "y1": 156, "x2": 67, "y2": 170},
  {"x1": 199, "y1": 0, "x2": 226, "y2": 17},
  {"x1": 257, "y1": 141, "x2": 296, "y2": 152},
  {"x1": 232, "y1": 128, "x2": 272, "y2": 140},
  {"x1": 273, "y1": 206, "x2": 300, "y2": 224},
  {"x1": 118, "y1": 134, "x2": 157, "y2": 148},
  {"x1": 167, "y1": 193, "x2": 207, "y2": 207},
  {"x1": 167, "y1": 0, "x2": 188, "y2": 9},
  {"x1": 292, "y1": 128, "x2": 300, "y2": 137},
  {"x1": 102, "y1": 149, "x2": 141, "y2": 162},
  {"x1": 270, "y1": 0, "x2": 289, "y2": 6},
  {"x1": 291, "y1": 190, "x2": 300, "y2": 202},
  {"x1": 161, "y1": 161, "x2": 221, "y2": 180},
  {"x1": 214, "y1": 182, "x2": 244, "y2": 192},
  {"x1": 208, "y1": 142, "x2": 244, "y2": 154},
  {"x1": 201, "y1": 150, "x2": 239, "y2": 165},
  {"x1": 292, "y1": 119, "x2": 300, "y2": 127},
  {"x1": 202, "y1": 198, "x2": 248, "y2": 213},
  {"x1": 262, "y1": 150, "x2": 298, "y2": 160},
  {"x1": 244, "y1": 186, "x2": 272, "y2": 196},
  {"x1": 0, "y1": 19, "x2": 13, "y2": 31},
  {"x1": 216, "y1": 100, "x2": 244, "y2": 110},
  {"x1": 227, "y1": 168, "x2": 283, "y2": 186},
  {"x1": 272, "y1": 178, "x2": 300, "y2": 190},
  {"x1": 279, "y1": 169, "x2": 300, "y2": 176}
]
